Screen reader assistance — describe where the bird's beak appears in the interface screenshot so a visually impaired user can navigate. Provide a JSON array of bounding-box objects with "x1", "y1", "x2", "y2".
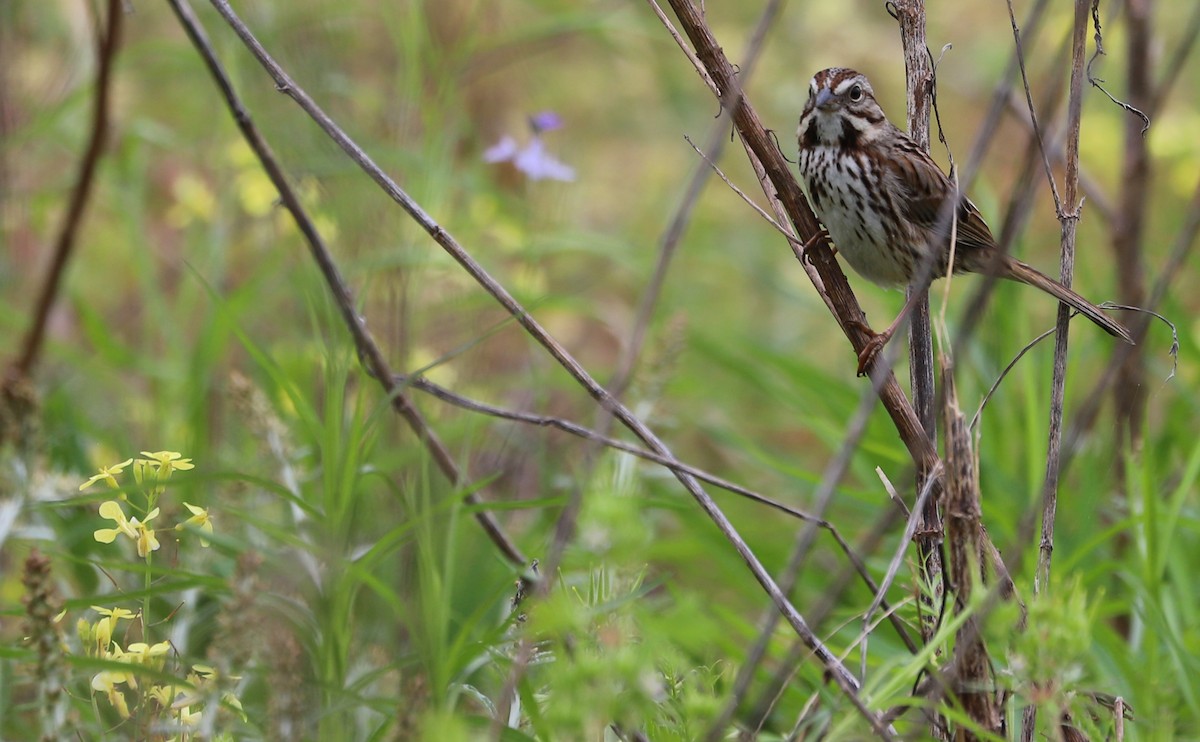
[{"x1": 814, "y1": 88, "x2": 836, "y2": 111}]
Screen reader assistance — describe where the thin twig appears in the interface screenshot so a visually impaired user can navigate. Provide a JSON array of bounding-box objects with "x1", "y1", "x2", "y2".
[
  {"x1": 683, "y1": 135, "x2": 789, "y2": 238},
  {"x1": 206, "y1": 0, "x2": 876, "y2": 722},
  {"x1": 958, "y1": 0, "x2": 1053, "y2": 196},
  {"x1": 1086, "y1": 0, "x2": 1151, "y2": 135},
  {"x1": 866, "y1": 464, "x2": 942, "y2": 626},
  {"x1": 644, "y1": 0, "x2": 717, "y2": 95},
  {"x1": 705, "y1": 350, "x2": 919, "y2": 740},
  {"x1": 1005, "y1": 0, "x2": 1064, "y2": 214},
  {"x1": 1022, "y1": 1, "x2": 1094, "y2": 737},
  {"x1": 615, "y1": 0, "x2": 786, "y2": 408},
  {"x1": 1148, "y1": 0, "x2": 1200, "y2": 118},
  {"x1": 656, "y1": 0, "x2": 942, "y2": 494},
  {"x1": 969, "y1": 326, "x2": 1056, "y2": 432},
  {"x1": 391, "y1": 373, "x2": 838, "y2": 529},
  {"x1": 10, "y1": 0, "x2": 121, "y2": 381},
  {"x1": 1002, "y1": 90, "x2": 1114, "y2": 224},
  {"x1": 1037, "y1": 0, "x2": 1093, "y2": 593},
  {"x1": 169, "y1": 0, "x2": 529, "y2": 567}
]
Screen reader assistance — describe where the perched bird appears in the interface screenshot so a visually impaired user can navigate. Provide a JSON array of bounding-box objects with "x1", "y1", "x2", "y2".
[{"x1": 796, "y1": 67, "x2": 1132, "y2": 373}]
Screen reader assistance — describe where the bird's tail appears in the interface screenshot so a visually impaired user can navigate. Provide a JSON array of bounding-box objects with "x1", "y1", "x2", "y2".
[{"x1": 1003, "y1": 258, "x2": 1134, "y2": 344}]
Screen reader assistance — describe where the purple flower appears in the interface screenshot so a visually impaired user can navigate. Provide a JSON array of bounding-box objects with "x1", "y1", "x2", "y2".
[
  {"x1": 483, "y1": 111, "x2": 575, "y2": 182},
  {"x1": 483, "y1": 136, "x2": 519, "y2": 164},
  {"x1": 513, "y1": 138, "x2": 575, "y2": 181},
  {"x1": 529, "y1": 111, "x2": 564, "y2": 134}
]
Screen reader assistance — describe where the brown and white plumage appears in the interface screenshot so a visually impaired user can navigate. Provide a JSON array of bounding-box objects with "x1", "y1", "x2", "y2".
[{"x1": 796, "y1": 67, "x2": 1132, "y2": 362}]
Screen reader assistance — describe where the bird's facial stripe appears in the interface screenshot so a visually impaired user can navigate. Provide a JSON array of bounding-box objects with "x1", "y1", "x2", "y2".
[{"x1": 833, "y1": 76, "x2": 865, "y2": 98}]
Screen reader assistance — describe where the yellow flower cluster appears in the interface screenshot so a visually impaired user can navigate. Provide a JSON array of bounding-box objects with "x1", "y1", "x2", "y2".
[
  {"x1": 93, "y1": 501, "x2": 161, "y2": 557},
  {"x1": 81, "y1": 451, "x2": 211, "y2": 552},
  {"x1": 80, "y1": 607, "x2": 171, "y2": 719},
  {"x1": 79, "y1": 608, "x2": 243, "y2": 726},
  {"x1": 76, "y1": 450, "x2": 241, "y2": 731}
]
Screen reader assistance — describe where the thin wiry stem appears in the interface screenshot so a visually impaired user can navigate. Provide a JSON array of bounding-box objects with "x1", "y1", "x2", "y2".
[
  {"x1": 1109, "y1": 0, "x2": 1152, "y2": 452},
  {"x1": 613, "y1": 0, "x2": 787, "y2": 405},
  {"x1": 1005, "y1": 0, "x2": 1065, "y2": 214},
  {"x1": 1149, "y1": 0, "x2": 1200, "y2": 118},
  {"x1": 168, "y1": 0, "x2": 528, "y2": 567},
  {"x1": 503, "y1": 2, "x2": 790, "y2": 733},
  {"x1": 705, "y1": 355, "x2": 920, "y2": 740},
  {"x1": 394, "y1": 372, "x2": 829, "y2": 525},
  {"x1": 1022, "y1": 0, "x2": 1094, "y2": 737},
  {"x1": 205, "y1": 0, "x2": 877, "y2": 725},
  {"x1": 10, "y1": 0, "x2": 121, "y2": 381},
  {"x1": 656, "y1": 0, "x2": 942, "y2": 489}
]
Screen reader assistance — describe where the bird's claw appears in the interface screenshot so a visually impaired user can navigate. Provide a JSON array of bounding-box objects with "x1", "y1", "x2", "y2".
[
  {"x1": 799, "y1": 228, "x2": 832, "y2": 265},
  {"x1": 856, "y1": 333, "x2": 889, "y2": 377},
  {"x1": 845, "y1": 318, "x2": 892, "y2": 377}
]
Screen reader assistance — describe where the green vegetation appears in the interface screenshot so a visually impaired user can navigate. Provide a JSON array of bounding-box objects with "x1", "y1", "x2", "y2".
[{"x1": 2, "y1": 1, "x2": 1197, "y2": 739}]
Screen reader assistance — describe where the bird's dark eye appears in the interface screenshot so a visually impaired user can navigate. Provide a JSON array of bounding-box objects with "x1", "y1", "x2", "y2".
[{"x1": 848, "y1": 84, "x2": 863, "y2": 101}]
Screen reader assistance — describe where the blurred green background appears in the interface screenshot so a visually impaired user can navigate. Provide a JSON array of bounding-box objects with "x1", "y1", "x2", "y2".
[{"x1": 2, "y1": 0, "x2": 1198, "y2": 739}]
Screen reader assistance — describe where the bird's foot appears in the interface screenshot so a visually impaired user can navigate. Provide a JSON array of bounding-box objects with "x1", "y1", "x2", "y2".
[
  {"x1": 847, "y1": 320, "x2": 894, "y2": 377},
  {"x1": 798, "y1": 228, "x2": 832, "y2": 265}
]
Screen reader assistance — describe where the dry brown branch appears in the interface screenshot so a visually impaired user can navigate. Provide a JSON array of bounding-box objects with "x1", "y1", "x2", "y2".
[
  {"x1": 166, "y1": 0, "x2": 529, "y2": 569},
  {"x1": 1021, "y1": 0, "x2": 1096, "y2": 737},
  {"x1": 7, "y1": 0, "x2": 121, "y2": 385},
  {"x1": 892, "y1": 2, "x2": 944, "y2": 667},
  {"x1": 203, "y1": 0, "x2": 883, "y2": 729},
  {"x1": 704, "y1": 366, "x2": 919, "y2": 740},
  {"x1": 1001, "y1": 90, "x2": 1115, "y2": 224},
  {"x1": 942, "y1": 358, "x2": 1003, "y2": 738},
  {"x1": 655, "y1": 0, "x2": 941, "y2": 496},
  {"x1": 1149, "y1": 0, "x2": 1200, "y2": 117},
  {"x1": 1110, "y1": 0, "x2": 1152, "y2": 450},
  {"x1": 394, "y1": 372, "x2": 828, "y2": 522},
  {"x1": 1059, "y1": 173, "x2": 1200, "y2": 470}
]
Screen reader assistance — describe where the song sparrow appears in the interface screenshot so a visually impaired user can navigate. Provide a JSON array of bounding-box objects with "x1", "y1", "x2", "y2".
[{"x1": 796, "y1": 67, "x2": 1133, "y2": 374}]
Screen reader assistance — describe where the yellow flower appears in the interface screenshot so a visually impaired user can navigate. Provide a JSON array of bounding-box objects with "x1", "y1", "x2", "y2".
[
  {"x1": 134, "y1": 512, "x2": 161, "y2": 558},
  {"x1": 176, "y1": 502, "x2": 213, "y2": 547},
  {"x1": 136, "y1": 451, "x2": 194, "y2": 496},
  {"x1": 223, "y1": 691, "x2": 247, "y2": 721},
  {"x1": 139, "y1": 450, "x2": 194, "y2": 477},
  {"x1": 91, "y1": 645, "x2": 135, "y2": 717},
  {"x1": 91, "y1": 672, "x2": 131, "y2": 718},
  {"x1": 166, "y1": 172, "x2": 217, "y2": 228},
  {"x1": 92, "y1": 606, "x2": 135, "y2": 622},
  {"x1": 178, "y1": 704, "x2": 202, "y2": 727},
  {"x1": 79, "y1": 458, "x2": 134, "y2": 491},
  {"x1": 148, "y1": 684, "x2": 177, "y2": 707},
  {"x1": 88, "y1": 607, "x2": 135, "y2": 655},
  {"x1": 94, "y1": 501, "x2": 160, "y2": 557},
  {"x1": 94, "y1": 501, "x2": 139, "y2": 544},
  {"x1": 126, "y1": 640, "x2": 172, "y2": 671}
]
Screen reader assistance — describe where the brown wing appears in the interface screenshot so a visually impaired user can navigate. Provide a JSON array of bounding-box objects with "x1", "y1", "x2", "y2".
[{"x1": 884, "y1": 136, "x2": 998, "y2": 270}]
